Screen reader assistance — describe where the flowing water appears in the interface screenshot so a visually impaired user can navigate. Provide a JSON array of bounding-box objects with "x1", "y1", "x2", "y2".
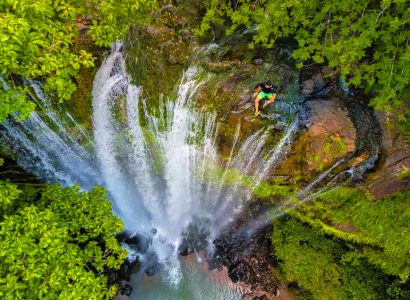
[{"x1": 1, "y1": 44, "x2": 305, "y2": 298}]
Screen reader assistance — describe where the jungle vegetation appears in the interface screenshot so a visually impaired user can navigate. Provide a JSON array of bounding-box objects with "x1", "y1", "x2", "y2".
[
  {"x1": 0, "y1": 0, "x2": 157, "y2": 122},
  {"x1": 0, "y1": 0, "x2": 409, "y2": 299},
  {"x1": 197, "y1": 0, "x2": 410, "y2": 137},
  {"x1": 270, "y1": 188, "x2": 410, "y2": 299},
  {"x1": 0, "y1": 182, "x2": 126, "y2": 299},
  {"x1": 0, "y1": 1, "x2": 158, "y2": 298}
]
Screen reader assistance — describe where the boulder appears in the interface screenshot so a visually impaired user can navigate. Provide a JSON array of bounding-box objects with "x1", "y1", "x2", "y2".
[
  {"x1": 301, "y1": 79, "x2": 314, "y2": 97},
  {"x1": 277, "y1": 98, "x2": 356, "y2": 177},
  {"x1": 300, "y1": 64, "x2": 338, "y2": 98},
  {"x1": 178, "y1": 237, "x2": 194, "y2": 256},
  {"x1": 364, "y1": 111, "x2": 410, "y2": 198},
  {"x1": 253, "y1": 58, "x2": 264, "y2": 65},
  {"x1": 119, "y1": 283, "x2": 133, "y2": 297}
]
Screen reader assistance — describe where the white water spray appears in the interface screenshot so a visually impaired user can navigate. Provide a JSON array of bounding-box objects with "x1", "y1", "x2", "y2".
[{"x1": 1, "y1": 43, "x2": 303, "y2": 290}]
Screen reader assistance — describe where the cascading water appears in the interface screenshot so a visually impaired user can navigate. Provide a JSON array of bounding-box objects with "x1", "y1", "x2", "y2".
[
  {"x1": 1, "y1": 81, "x2": 100, "y2": 189},
  {"x1": 1, "y1": 43, "x2": 306, "y2": 298}
]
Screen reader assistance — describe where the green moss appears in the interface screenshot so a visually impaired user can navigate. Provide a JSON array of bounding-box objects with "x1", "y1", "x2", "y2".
[
  {"x1": 397, "y1": 169, "x2": 410, "y2": 181},
  {"x1": 203, "y1": 161, "x2": 296, "y2": 201},
  {"x1": 295, "y1": 187, "x2": 410, "y2": 279},
  {"x1": 323, "y1": 134, "x2": 346, "y2": 159},
  {"x1": 271, "y1": 215, "x2": 410, "y2": 300},
  {"x1": 67, "y1": 41, "x2": 102, "y2": 131},
  {"x1": 124, "y1": 4, "x2": 198, "y2": 106},
  {"x1": 142, "y1": 127, "x2": 164, "y2": 175}
]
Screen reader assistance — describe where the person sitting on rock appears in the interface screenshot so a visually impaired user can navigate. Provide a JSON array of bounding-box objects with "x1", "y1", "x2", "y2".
[{"x1": 253, "y1": 80, "x2": 277, "y2": 116}]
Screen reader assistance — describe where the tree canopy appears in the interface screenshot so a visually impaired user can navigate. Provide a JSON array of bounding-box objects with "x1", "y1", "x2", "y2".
[
  {"x1": 270, "y1": 187, "x2": 410, "y2": 299},
  {"x1": 0, "y1": 0, "x2": 157, "y2": 122},
  {"x1": 198, "y1": 0, "x2": 409, "y2": 129},
  {"x1": 0, "y1": 182, "x2": 126, "y2": 299}
]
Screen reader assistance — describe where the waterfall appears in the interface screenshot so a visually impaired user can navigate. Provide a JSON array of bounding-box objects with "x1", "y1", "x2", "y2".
[
  {"x1": 0, "y1": 43, "x2": 302, "y2": 290},
  {"x1": 1, "y1": 82, "x2": 100, "y2": 189}
]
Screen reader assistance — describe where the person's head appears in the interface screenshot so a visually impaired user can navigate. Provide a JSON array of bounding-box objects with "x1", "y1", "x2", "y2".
[{"x1": 265, "y1": 80, "x2": 273, "y2": 87}]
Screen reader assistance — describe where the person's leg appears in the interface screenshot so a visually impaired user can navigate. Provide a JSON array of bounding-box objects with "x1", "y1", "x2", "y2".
[
  {"x1": 259, "y1": 99, "x2": 266, "y2": 111},
  {"x1": 262, "y1": 94, "x2": 276, "y2": 108},
  {"x1": 252, "y1": 87, "x2": 262, "y2": 111},
  {"x1": 255, "y1": 96, "x2": 261, "y2": 113}
]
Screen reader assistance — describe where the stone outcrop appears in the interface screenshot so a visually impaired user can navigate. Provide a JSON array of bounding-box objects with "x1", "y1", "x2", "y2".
[
  {"x1": 277, "y1": 98, "x2": 356, "y2": 179},
  {"x1": 300, "y1": 65, "x2": 338, "y2": 99},
  {"x1": 212, "y1": 201, "x2": 280, "y2": 299},
  {"x1": 365, "y1": 112, "x2": 410, "y2": 198}
]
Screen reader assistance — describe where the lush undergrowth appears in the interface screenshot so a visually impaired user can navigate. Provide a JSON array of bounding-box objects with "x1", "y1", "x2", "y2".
[
  {"x1": 271, "y1": 187, "x2": 410, "y2": 299},
  {"x1": 0, "y1": 181, "x2": 126, "y2": 299}
]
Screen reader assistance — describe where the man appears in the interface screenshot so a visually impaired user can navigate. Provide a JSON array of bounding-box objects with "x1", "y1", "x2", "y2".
[{"x1": 253, "y1": 80, "x2": 277, "y2": 116}]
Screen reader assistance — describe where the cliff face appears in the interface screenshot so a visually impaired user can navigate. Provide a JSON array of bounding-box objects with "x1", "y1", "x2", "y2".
[{"x1": 67, "y1": 3, "x2": 410, "y2": 297}]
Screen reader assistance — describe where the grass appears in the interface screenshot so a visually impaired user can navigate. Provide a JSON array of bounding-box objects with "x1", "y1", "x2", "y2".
[{"x1": 294, "y1": 187, "x2": 410, "y2": 279}]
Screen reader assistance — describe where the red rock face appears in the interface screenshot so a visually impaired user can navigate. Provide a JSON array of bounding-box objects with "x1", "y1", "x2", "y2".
[
  {"x1": 365, "y1": 112, "x2": 410, "y2": 199},
  {"x1": 277, "y1": 98, "x2": 357, "y2": 180}
]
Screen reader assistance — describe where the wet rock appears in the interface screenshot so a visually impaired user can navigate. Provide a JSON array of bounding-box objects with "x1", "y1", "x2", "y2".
[
  {"x1": 212, "y1": 201, "x2": 280, "y2": 299},
  {"x1": 301, "y1": 79, "x2": 314, "y2": 97},
  {"x1": 178, "y1": 222, "x2": 210, "y2": 256},
  {"x1": 180, "y1": 29, "x2": 194, "y2": 41},
  {"x1": 107, "y1": 257, "x2": 140, "y2": 297},
  {"x1": 204, "y1": 60, "x2": 241, "y2": 72},
  {"x1": 144, "y1": 24, "x2": 161, "y2": 38},
  {"x1": 368, "y1": 178, "x2": 409, "y2": 199},
  {"x1": 253, "y1": 58, "x2": 264, "y2": 65},
  {"x1": 119, "y1": 283, "x2": 133, "y2": 296},
  {"x1": 160, "y1": 4, "x2": 175, "y2": 14},
  {"x1": 116, "y1": 232, "x2": 150, "y2": 254},
  {"x1": 277, "y1": 98, "x2": 356, "y2": 176},
  {"x1": 364, "y1": 111, "x2": 410, "y2": 198},
  {"x1": 145, "y1": 265, "x2": 157, "y2": 276},
  {"x1": 299, "y1": 64, "x2": 338, "y2": 99},
  {"x1": 178, "y1": 237, "x2": 194, "y2": 256}
]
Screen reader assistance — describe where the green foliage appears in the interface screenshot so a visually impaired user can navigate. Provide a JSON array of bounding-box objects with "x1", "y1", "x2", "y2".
[
  {"x1": 204, "y1": 161, "x2": 296, "y2": 200},
  {"x1": 0, "y1": 0, "x2": 157, "y2": 122},
  {"x1": 198, "y1": 0, "x2": 410, "y2": 132},
  {"x1": 397, "y1": 168, "x2": 410, "y2": 180},
  {"x1": 0, "y1": 181, "x2": 22, "y2": 217},
  {"x1": 299, "y1": 187, "x2": 410, "y2": 280},
  {"x1": 272, "y1": 217, "x2": 344, "y2": 300},
  {"x1": 124, "y1": 5, "x2": 194, "y2": 103},
  {"x1": 0, "y1": 181, "x2": 126, "y2": 299},
  {"x1": 271, "y1": 215, "x2": 410, "y2": 300},
  {"x1": 323, "y1": 134, "x2": 346, "y2": 158}
]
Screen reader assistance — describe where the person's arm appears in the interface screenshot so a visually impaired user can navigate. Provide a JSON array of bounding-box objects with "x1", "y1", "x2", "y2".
[
  {"x1": 267, "y1": 93, "x2": 277, "y2": 103},
  {"x1": 252, "y1": 86, "x2": 262, "y2": 100},
  {"x1": 271, "y1": 93, "x2": 277, "y2": 102},
  {"x1": 263, "y1": 93, "x2": 277, "y2": 109}
]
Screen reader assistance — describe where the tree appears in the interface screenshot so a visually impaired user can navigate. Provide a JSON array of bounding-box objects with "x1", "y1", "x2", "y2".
[
  {"x1": 271, "y1": 215, "x2": 410, "y2": 299},
  {"x1": 198, "y1": 0, "x2": 410, "y2": 130},
  {"x1": 0, "y1": 0, "x2": 157, "y2": 122},
  {"x1": 0, "y1": 182, "x2": 127, "y2": 299}
]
